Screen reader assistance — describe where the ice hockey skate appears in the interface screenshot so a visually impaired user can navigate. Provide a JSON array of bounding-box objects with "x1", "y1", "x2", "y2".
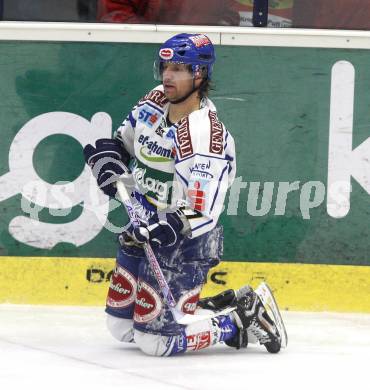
[{"x1": 198, "y1": 282, "x2": 288, "y2": 353}]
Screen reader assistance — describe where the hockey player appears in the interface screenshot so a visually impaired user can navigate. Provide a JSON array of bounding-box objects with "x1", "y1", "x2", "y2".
[{"x1": 84, "y1": 33, "x2": 282, "y2": 356}]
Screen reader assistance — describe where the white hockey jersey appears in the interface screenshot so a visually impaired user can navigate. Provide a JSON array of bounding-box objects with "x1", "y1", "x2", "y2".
[{"x1": 114, "y1": 86, "x2": 236, "y2": 238}]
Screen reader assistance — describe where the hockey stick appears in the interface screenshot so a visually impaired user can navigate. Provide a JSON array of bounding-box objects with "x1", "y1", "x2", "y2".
[{"x1": 116, "y1": 178, "x2": 235, "y2": 325}]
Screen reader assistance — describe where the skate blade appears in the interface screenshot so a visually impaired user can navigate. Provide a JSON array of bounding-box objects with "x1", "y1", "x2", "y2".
[{"x1": 255, "y1": 282, "x2": 288, "y2": 348}]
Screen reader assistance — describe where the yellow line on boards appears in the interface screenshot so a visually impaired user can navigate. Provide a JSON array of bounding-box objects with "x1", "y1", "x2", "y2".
[{"x1": 0, "y1": 257, "x2": 369, "y2": 312}]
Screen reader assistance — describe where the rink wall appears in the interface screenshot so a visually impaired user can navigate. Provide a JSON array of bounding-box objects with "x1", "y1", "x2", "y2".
[
  {"x1": 0, "y1": 24, "x2": 369, "y2": 312},
  {"x1": 1, "y1": 256, "x2": 370, "y2": 312}
]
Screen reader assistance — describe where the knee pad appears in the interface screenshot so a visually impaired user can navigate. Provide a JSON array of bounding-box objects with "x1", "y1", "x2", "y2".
[
  {"x1": 106, "y1": 314, "x2": 134, "y2": 342},
  {"x1": 134, "y1": 330, "x2": 186, "y2": 357}
]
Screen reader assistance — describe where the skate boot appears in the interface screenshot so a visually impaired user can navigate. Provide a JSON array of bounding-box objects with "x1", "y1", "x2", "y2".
[
  {"x1": 198, "y1": 285, "x2": 253, "y2": 350},
  {"x1": 197, "y1": 285, "x2": 252, "y2": 311},
  {"x1": 230, "y1": 289, "x2": 282, "y2": 353}
]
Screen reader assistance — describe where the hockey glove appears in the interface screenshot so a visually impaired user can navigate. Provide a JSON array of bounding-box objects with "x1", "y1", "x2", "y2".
[
  {"x1": 132, "y1": 210, "x2": 188, "y2": 247},
  {"x1": 83, "y1": 138, "x2": 131, "y2": 197}
]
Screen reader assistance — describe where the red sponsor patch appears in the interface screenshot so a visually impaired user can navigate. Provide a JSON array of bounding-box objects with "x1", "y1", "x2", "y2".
[
  {"x1": 177, "y1": 117, "x2": 193, "y2": 158},
  {"x1": 134, "y1": 280, "x2": 162, "y2": 323},
  {"x1": 140, "y1": 90, "x2": 168, "y2": 108},
  {"x1": 176, "y1": 286, "x2": 202, "y2": 314},
  {"x1": 159, "y1": 48, "x2": 174, "y2": 60},
  {"x1": 188, "y1": 180, "x2": 206, "y2": 212},
  {"x1": 186, "y1": 331, "x2": 211, "y2": 351},
  {"x1": 106, "y1": 266, "x2": 137, "y2": 309},
  {"x1": 208, "y1": 111, "x2": 224, "y2": 155},
  {"x1": 150, "y1": 113, "x2": 159, "y2": 125},
  {"x1": 189, "y1": 34, "x2": 211, "y2": 48}
]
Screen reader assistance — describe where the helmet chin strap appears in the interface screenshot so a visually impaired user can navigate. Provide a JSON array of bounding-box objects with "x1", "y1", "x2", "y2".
[{"x1": 168, "y1": 78, "x2": 205, "y2": 105}]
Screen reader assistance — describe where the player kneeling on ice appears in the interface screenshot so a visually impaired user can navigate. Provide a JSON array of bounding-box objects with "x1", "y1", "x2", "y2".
[{"x1": 84, "y1": 33, "x2": 287, "y2": 356}]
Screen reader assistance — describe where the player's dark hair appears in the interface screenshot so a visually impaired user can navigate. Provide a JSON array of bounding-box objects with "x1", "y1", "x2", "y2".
[{"x1": 198, "y1": 78, "x2": 212, "y2": 99}]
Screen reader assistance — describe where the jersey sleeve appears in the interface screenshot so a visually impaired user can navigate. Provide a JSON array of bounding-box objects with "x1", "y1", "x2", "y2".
[
  {"x1": 113, "y1": 104, "x2": 138, "y2": 158},
  {"x1": 174, "y1": 110, "x2": 236, "y2": 238}
]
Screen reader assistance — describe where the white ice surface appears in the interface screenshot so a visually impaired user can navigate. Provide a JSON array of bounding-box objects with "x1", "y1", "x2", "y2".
[{"x1": 0, "y1": 305, "x2": 369, "y2": 390}]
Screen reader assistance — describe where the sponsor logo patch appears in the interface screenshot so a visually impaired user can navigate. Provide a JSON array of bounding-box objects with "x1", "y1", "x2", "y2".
[
  {"x1": 209, "y1": 111, "x2": 223, "y2": 155},
  {"x1": 189, "y1": 159, "x2": 213, "y2": 179},
  {"x1": 137, "y1": 134, "x2": 173, "y2": 163},
  {"x1": 106, "y1": 266, "x2": 137, "y2": 309},
  {"x1": 155, "y1": 127, "x2": 165, "y2": 137},
  {"x1": 176, "y1": 286, "x2": 202, "y2": 314},
  {"x1": 138, "y1": 107, "x2": 160, "y2": 128},
  {"x1": 189, "y1": 34, "x2": 211, "y2": 48},
  {"x1": 166, "y1": 128, "x2": 175, "y2": 140},
  {"x1": 186, "y1": 331, "x2": 211, "y2": 351},
  {"x1": 134, "y1": 280, "x2": 162, "y2": 323},
  {"x1": 188, "y1": 180, "x2": 206, "y2": 212},
  {"x1": 159, "y1": 48, "x2": 174, "y2": 60},
  {"x1": 132, "y1": 165, "x2": 170, "y2": 201},
  {"x1": 177, "y1": 117, "x2": 193, "y2": 158}
]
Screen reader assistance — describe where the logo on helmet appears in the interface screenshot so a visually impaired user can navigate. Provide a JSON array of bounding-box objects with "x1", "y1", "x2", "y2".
[
  {"x1": 159, "y1": 48, "x2": 174, "y2": 60},
  {"x1": 189, "y1": 34, "x2": 211, "y2": 48}
]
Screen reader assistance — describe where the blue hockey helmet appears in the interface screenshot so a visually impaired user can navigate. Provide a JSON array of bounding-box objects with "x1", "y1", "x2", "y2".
[{"x1": 154, "y1": 33, "x2": 216, "y2": 81}]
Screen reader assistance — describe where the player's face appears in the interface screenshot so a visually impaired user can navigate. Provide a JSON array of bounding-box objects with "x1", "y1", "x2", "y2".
[{"x1": 162, "y1": 63, "x2": 195, "y2": 100}]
